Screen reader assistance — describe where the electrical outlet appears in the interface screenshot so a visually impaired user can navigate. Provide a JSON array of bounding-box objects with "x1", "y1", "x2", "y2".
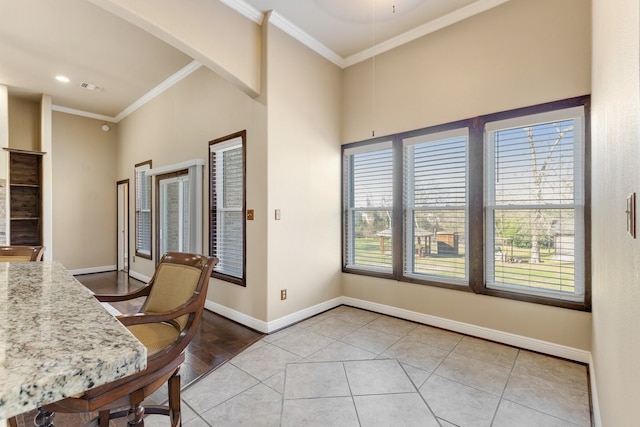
[{"x1": 280, "y1": 289, "x2": 287, "y2": 300}]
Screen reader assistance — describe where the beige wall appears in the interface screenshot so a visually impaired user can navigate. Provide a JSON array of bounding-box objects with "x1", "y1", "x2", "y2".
[
  {"x1": 117, "y1": 66, "x2": 269, "y2": 320},
  {"x1": 51, "y1": 112, "x2": 118, "y2": 269},
  {"x1": 341, "y1": 0, "x2": 592, "y2": 350},
  {"x1": 343, "y1": 0, "x2": 591, "y2": 142},
  {"x1": 591, "y1": 0, "x2": 640, "y2": 424},
  {"x1": 8, "y1": 96, "x2": 40, "y2": 152},
  {"x1": 264, "y1": 24, "x2": 343, "y2": 320}
]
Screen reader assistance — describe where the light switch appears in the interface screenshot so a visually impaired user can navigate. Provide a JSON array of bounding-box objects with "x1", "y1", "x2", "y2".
[
  {"x1": 247, "y1": 209, "x2": 254, "y2": 221},
  {"x1": 275, "y1": 209, "x2": 281, "y2": 220}
]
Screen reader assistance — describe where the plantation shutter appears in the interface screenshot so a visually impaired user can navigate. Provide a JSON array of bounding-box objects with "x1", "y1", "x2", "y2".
[
  {"x1": 343, "y1": 141, "x2": 394, "y2": 271},
  {"x1": 485, "y1": 106, "x2": 585, "y2": 300}
]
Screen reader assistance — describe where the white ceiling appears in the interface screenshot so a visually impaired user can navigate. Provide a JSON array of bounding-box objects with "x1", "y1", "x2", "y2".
[{"x1": 0, "y1": 0, "x2": 508, "y2": 121}]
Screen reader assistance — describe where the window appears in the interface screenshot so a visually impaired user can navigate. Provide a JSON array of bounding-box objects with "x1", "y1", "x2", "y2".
[
  {"x1": 210, "y1": 131, "x2": 246, "y2": 285},
  {"x1": 148, "y1": 159, "x2": 205, "y2": 260},
  {"x1": 343, "y1": 141, "x2": 394, "y2": 273},
  {"x1": 342, "y1": 97, "x2": 590, "y2": 309},
  {"x1": 485, "y1": 107, "x2": 585, "y2": 302},
  {"x1": 403, "y1": 129, "x2": 468, "y2": 284},
  {"x1": 157, "y1": 170, "x2": 190, "y2": 255},
  {"x1": 135, "y1": 160, "x2": 152, "y2": 259}
]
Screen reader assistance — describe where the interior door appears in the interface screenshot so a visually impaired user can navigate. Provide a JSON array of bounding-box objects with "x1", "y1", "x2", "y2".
[
  {"x1": 156, "y1": 170, "x2": 190, "y2": 257},
  {"x1": 116, "y1": 180, "x2": 129, "y2": 272}
]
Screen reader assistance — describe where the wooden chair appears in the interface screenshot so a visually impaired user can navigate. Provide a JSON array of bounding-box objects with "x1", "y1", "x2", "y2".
[
  {"x1": 34, "y1": 252, "x2": 217, "y2": 427},
  {"x1": 0, "y1": 245, "x2": 44, "y2": 262}
]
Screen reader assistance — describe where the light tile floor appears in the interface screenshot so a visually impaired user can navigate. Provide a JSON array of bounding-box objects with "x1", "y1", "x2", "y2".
[{"x1": 147, "y1": 306, "x2": 592, "y2": 427}]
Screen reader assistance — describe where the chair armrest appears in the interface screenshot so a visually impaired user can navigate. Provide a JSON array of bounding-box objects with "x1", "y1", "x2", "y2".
[
  {"x1": 94, "y1": 285, "x2": 152, "y2": 303},
  {"x1": 116, "y1": 293, "x2": 201, "y2": 327}
]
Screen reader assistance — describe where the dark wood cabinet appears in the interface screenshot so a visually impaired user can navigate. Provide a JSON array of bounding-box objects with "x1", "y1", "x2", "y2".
[{"x1": 8, "y1": 150, "x2": 43, "y2": 245}]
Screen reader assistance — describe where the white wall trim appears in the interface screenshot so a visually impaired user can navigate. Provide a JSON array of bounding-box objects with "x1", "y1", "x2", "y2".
[
  {"x1": 114, "y1": 60, "x2": 202, "y2": 122},
  {"x1": 206, "y1": 295, "x2": 590, "y2": 364},
  {"x1": 205, "y1": 300, "x2": 269, "y2": 332},
  {"x1": 221, "y1": 0, "x2": 511, "y2": 69},
  {"x1": 218, "y1": 0, "x2": 264, "y2": 24},
  {"x1": 267, "y1": 11, "x2": 344, "y2": 67},
  {"x1": 51, "y1": 105, "x2": 117, "y2": 123},
  {"x1": 128, "y1": 270, "x2": 152, "y2": 284},
  {"x1": 589, "y1": 353, "x2": 602, "y2": 426},
  {"x1": 145, "y1": 158, "x2": 205, "y2": 176},
  {"x1": 343, "y1": 0, "x2": 512, "y2": 67},
  {"x1": 341, "y1": 297, "x2": 591, "y2": 363},
  {"x1": 69, "y1": 265, "x2": 117, "y2": 276},
  {"x1": 51, "y1": 60, "x2": 202, "y2": 124}
]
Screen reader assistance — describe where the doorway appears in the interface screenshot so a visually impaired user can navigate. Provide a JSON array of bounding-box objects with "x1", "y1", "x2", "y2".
[
  {"x1": 156, "y1": 169, "x2": 190, "y2": 257},
  {"x1": 116, "y1": 179, "x2": 129, "y2": 272}
]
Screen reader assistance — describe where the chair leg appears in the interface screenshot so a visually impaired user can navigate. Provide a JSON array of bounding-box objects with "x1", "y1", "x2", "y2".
[
  {"x1": 168, "y1": 370, "x2": 181, "y2": 427},
  {"x1": 98, "y1": 410, "x2": 111, "y2": 427},
  {"x1": 6, "y1": 417, "x2": 18, "y2": 427},
  {"x1": 127, "y1": 389, "x2": 145, "y2": 426}
]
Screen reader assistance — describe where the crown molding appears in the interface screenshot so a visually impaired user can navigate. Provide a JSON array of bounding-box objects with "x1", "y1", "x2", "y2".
[
  {"x1": 218, "y1": 0, "x2": 264, "y2": 24},
  {"x1": 54, "y1": 0, "x2": 511, "y2": 122},
  {"x1": 114, "y1": 60, "x2": 202, "y2": 122},
  {"x1": 224, "y1": 0, "x2": 510, "y2": 69},
  {"x1": 51, "y1": 105, "x2": 117, "y2": 123},
  {"x1": 344, "y1": 0, "x2": 511, "y2": 67},
  {"x1": 267, "y1": 11, "x2": 345, "y2": 67},
  {"x1": 53, "y1": 60, "x2": 202, "y2": 123}
]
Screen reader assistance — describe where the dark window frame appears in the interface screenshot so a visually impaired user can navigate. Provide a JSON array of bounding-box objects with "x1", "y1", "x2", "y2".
[
  {"x1": 134, "y1": 160, "x2": 152, "y2": 260},
  {"x1": 209, "y1": 130, "x2": 247, "y2": 286},
  {"x1": 342, "y1": 96, "x2": 591, "y2": 311}
]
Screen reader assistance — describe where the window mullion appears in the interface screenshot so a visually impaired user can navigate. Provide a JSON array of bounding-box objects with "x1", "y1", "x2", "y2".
[
  {"x1": 392, "y1": 137, "x2": 404, "y2": 280},
  {"x1": 468, "y1": 118, "x2": 485, "y2": 293}
]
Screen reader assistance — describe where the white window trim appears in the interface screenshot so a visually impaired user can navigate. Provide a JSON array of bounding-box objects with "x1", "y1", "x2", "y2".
[{"x1": 147, "y1": 159, "x2": 204, "y2": 255}]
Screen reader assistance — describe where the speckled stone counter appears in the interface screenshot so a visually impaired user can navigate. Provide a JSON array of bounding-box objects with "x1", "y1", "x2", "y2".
[{"x1": 0, "y1": 262, "x2": 147, "y2": 420}]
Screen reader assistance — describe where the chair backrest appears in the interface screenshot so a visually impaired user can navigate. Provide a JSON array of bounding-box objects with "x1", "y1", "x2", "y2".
[
  {"x1": 141, "y1": 252, "x2": 216, "y2": 332},
  {"x1": 0, "y1": 245, "x2": 44, "y2": 262}
]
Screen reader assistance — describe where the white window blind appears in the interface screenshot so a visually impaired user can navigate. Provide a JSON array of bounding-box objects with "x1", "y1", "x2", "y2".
[
  {"x1": 210, "y1": 137, "x2": 244, "y2": 279},
  {"x1": 135, "y1": 161, "x2": 152, "y2": 258},
  {"x1": 344, "y1": 141, "x2": 394, "y2": 272},
  {"x1": 403, "y1": 129, "x2": 468, "y2": 284},
  {"x1": 485, "y1": 107, "x2": 585, "y2": 301}
]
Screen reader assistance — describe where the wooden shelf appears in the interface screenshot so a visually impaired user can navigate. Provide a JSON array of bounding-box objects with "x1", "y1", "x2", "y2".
[{"x1": 8, "y1": 151, "x2": 42, "y2": 245}]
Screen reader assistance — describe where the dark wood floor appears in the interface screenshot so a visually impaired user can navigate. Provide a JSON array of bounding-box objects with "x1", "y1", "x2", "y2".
[{"x1": 13, "y1": 270, "x2": 263, "y2": 426}]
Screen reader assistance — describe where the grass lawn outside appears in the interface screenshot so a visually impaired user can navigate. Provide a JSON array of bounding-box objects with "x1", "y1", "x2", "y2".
[{"x1": 352, "y1": 237, "x2": 576, "y2": 293}]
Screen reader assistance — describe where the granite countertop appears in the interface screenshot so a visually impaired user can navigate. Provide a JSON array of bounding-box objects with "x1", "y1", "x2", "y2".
[{"x1": 0, "y1": 262, "x2": 147, "y2": 420}]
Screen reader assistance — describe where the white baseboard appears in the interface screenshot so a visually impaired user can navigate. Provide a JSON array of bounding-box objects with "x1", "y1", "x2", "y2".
[
  {"x1": 341, "y1": 297, "x2": 591, "y2": 364},
  {"x1": 204, "y1": 300, "x2": 269, "y2": 332},
  {"x1": 128, "y1": 270, "x2": 152, "y2": 284},
  {"x1": 589, "y1": 353, "x2": 602, "y2": 427},
  {"x1": 69, "y1": 265, "x2": 116, "y2": 276},
  {"x1": 204, "y1": 297, "x2": 343, "y2": 334},
  {"x1": 204, "y1": 295, "x2": 591, "y2": 364}
]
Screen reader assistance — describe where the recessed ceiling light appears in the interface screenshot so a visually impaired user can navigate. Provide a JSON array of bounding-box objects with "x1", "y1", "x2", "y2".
[{"x1": 55, "y1": 75, "x2": 70, "y2": 83}]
